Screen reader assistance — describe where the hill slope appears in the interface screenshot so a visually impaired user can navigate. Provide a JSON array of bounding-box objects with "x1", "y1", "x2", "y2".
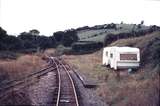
[
  {"x1": 64, "y1": 31, "x2": 160, "y2": 106},
  {"x1": 71, "y1": 23, "x2": 159, "y2": 54},
  {"x1": 77, "y1": 24, "x2": 150, "y2": 42}
]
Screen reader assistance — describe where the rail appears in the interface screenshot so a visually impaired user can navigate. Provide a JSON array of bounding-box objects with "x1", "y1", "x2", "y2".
[{"x1": 51, "y1": 57, "x2": 79, "y2": 106}]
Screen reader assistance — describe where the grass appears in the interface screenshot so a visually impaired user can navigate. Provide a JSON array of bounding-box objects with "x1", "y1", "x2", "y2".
[
  {"x1": 96, "y1": 66, "x2": 159, "y2": 106},
  {"x1": 64, "y1": 50, "x2": 103, "y2": 80},
  {"x1": 44, "y1": 48, "x2": 56, "y2": 56},
  {"x1": 77, "y1": 29, "x2": 107, "y2": 39},
  {"x1": 79, "y1": 29, "x2": 130, "y2": 42},
  {"x1": 0, "y1": 51, "x2": 20, "y2": 60},
  {"x1": 0, "y1": 54, "x2": 46, "y2": 82},
  {"x1": 0, "y1": 54, "x2": 46, "y2": 105},
  {"x1": 65, "y1": 52, "x2": 160, "y2": 106},
  {"x1": 64, "y1": 31, "x2": 160, "y2": 106}
]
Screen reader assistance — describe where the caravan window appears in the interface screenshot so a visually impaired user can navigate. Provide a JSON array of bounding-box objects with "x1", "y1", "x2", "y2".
[
  {"x1": 106, "y1": 52, "x2": 108, "y2": 57},
  {"x1": 110, "y1": 53, "x2": 113, "y2": 58},
  {"x1": 120, "y1": 54, "x2": 137, "y2": 60}
]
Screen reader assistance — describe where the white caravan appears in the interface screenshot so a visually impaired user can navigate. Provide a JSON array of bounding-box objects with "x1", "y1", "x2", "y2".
[{"x1": 102, "y1": 47, "x2": 140, "y2": 70}]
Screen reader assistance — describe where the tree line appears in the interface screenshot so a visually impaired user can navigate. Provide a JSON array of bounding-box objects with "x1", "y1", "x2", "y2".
[
  {"x1": 0, "y1": 23, "x2": 160, "y2": 53},
  {"x1": 0, "y1": 27, "x2": 78, "y2": 51}
]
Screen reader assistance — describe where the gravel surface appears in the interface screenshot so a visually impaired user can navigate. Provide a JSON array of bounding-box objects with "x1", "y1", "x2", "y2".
[
  {"x1": 70, "y1": 71, "x2": 108, "y2": 106},
  {"x1": 28, "y1": 71, "x2": 56, "y2": 106}
]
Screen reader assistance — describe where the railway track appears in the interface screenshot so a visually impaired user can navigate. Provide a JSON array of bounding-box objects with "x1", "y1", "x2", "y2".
[
  {"x1": 0, "y1": 56, "x2": 80, "y2": 106},
  {"x1": 51, "y1": 57, "x2": 79, "y2": 106}
]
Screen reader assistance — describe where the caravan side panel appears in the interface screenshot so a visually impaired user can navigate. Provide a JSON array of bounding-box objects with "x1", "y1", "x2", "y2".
[
  {"x1": 102, "y1": 48, "x2": 106, "y2": 65},
  {"x1": 117, "y1": 62, "x2": 140, "y2": 69},
  {"x1": 116, "y1": 49, "x2": 140, "y2": 69}
]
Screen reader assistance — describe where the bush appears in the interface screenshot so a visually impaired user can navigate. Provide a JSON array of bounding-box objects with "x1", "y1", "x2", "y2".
[
  {"x1": 53, "y1": 29, "x2": 79, "y2": 47},
  {"x1": 0, "y1": 68, "x2": 9, "y2": 84},
  {"x1": 72, "y1": 41, "x2": 103, "y2": 54},
  {"x1": 55, "y1": 45, "x2": 71, "y2": 56},
  {"x1": 151, "y1": 38, "x2": 160, "y2": 66},
  {"x1": 0, "y1": 51, "x2": 18, "y2": 59}
]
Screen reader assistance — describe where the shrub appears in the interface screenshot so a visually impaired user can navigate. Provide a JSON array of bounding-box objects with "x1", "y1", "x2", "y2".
[
  {"x1": 151, "y1": 38, "x2": 160, "y2": 66},
  {"x1": 54, "y1": 45, "x2": 71, "y2": 56},
  {"x1": 72, "y1": 41, "x2": 103, "y2": 53}
]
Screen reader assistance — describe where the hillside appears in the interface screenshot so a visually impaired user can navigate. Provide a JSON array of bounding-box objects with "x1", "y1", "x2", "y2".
[
  {"x1": 64, "y1": 31, "x2": 160, "y2": 106},
  {"x1": 70, "y1": 23, "x2": 159, "y2": 54},
  {"x1": 110, "y1": 31, "x2": 160, "y2": 67},
  {"x1": 77, "y1": 24, "x2": 150, "y2": 42}
]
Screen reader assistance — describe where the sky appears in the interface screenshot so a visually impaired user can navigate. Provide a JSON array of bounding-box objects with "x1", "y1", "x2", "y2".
[{"x1": 0, "y1": 0, "x2": 160, "y2": 36}]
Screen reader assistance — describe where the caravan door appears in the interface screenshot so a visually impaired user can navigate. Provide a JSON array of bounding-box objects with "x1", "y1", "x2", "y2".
[
  {"x1": 103, "y1": 47, "x2": 111, "y2": 65},
  {"x1": 110, "y1": 48, "x2": 115, "y2": 68}
]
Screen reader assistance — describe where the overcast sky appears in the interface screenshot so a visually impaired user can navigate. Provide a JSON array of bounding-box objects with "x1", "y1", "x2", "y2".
[{"x1": 0, "y1": 0, "x2": 160, "y2": 35}]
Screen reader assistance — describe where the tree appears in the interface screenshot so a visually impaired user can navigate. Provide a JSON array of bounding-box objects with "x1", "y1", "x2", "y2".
[
  {"x1": 18, "y1": 32, "x2": 34, "y2": 40},
  {"x1": 62, "y1": 30, "x2": 79, "y2": 47},
  {"x1": 3, "y1": 35, "x2": 23, "y2": 50},
  {"x1": 106, "y1": 23, "x2": 116, "y2": 29},
  {"x1": 37, "y1": 36, "x2": 52, "y2": 50},
  {"x1": 53, "y1": 31, "x2": 65, "y2": 42},
  {"x1": 0, "y1": 27, "x2": 7, "y2": 40},
  {"x1": 49, "y1": 36, "x2": 56, "y2": 47},
  {"x1": 0, "y1": 27, "x2": 8, "y2": 50},
  {"x1": 120, "y1": 21, "x2": 123, "y2": 24},
  {"x1": 29, "y1": 29, "x2": 40, "y2": 35},
  {"x1": 141, "y1": 20, "x2": 144, "y2": 25},
  {"x1": 18, "y1": 32, "x2": 37, "y2": 49}
]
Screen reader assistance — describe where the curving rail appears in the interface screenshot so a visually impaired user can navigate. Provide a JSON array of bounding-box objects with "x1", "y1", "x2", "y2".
[{"x1": 51, "y1": 57, "x2": 79, "y2": 106}]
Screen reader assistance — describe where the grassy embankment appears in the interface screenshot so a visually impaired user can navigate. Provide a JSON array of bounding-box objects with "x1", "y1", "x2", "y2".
[
  {"x1": 65, "y1": 31, "x2": 160, "y2": 106},
  {"x1": 0, "y1": 54, "x2": 46, "y2": 81},
  {"x1": 0, "y1": 52, "x2": 47, "y2": 105}
]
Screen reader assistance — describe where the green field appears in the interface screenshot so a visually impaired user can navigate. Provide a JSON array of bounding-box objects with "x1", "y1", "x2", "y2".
[{"x1": 77, "y1": 24, "x2": 150, "y2": 43}]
